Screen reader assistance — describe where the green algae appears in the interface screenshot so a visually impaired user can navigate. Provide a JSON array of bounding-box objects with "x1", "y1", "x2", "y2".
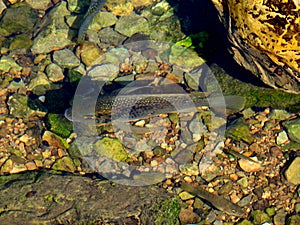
[
  {"x1": 175, "y1": 32, "x2": 210, "y2": 58},
  {"x1": 152, "y1": 195, "x2": 181, "y2": 225},
  {"x1": 52, "y1": 156, "x2": 76, "y2": 173},
  {"x1": 213, "y1": 66, "x2": 300, "y2": 112},
  {"x1": 45, "y1": 113, "x2": 73, "y2": 138},
  {"x1": 94, "y1": 137, "x2": 128, "y2": 162},
  {"x1": 226, "y1": 118, "x2": 254, "y2": 144}
]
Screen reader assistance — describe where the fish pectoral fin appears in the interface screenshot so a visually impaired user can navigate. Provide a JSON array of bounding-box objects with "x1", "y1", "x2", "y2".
[
  {"x1": 209, "y1": 95, "x2": 245, "y2": 114},
  {"x1": 224, "y1": 95, "x2": 246, "y2": 112}
]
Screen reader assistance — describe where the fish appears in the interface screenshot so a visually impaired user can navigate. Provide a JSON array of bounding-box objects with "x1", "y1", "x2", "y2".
[
  {"x1": 64, "y1": 91, "x2": 245, "y2": 122},
  {"x1": 181, "y1": 182, "x2": 245, "y2": 217}
]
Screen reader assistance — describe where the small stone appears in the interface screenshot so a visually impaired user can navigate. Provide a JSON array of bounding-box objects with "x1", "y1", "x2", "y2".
[
  {"x1": 179, "y1": 191, "x2": 195, "y2": 200},
  {"x1": 9, "y1": 34, "x2": 33, "y2": 51},
  {"x1": 0, "y1": 4, "x2": 38, "y2": 37},
  {"x1": 89, "y1": 12, "x2": 117, "y2": 32},
  {"x1": 38, "y1": 95, "x2": 46, "y2": 103},
  {"x1": 131, "y1": 53, "x2": 148, "y2": 73},
  {"x1": 10, "y1": 163, "x2": 27, "y2": 174},
  {"x1": 193, "y1": 197, "x2": 205, "y2": 209},
  {"x1": 53, "y1": 49, "x2": 80, "y2": 69},
  {"x1": 238, "y1": 194, "x2": 252, "y2": 207},
  {"x1": 250, "y1": 210, "x2": 271, "y2": 225},
  {"x1": 237, "y1": 177, "x2": 249, "y2": 188},
  {"x1": 200, "y1": 163, "x2": 222, "y2": 182},
  {"x1": 78, "y1": 42, "x2": 103, "y2": 67},
  {"x1": 238, "y1": 157, "x2": 263, "y2": 173},
  {"x1": 218, "y1": 181, "x2": 233, "y2": 195},
  {"x1": 171, "y1": 45, "x2": 204, "y2": 71},
  {"x1": 115, "y1": 13, "x2": 149, "y2": 37},
  {"x1": 94, "y1": 137, "x2": 128, "y2": 162},
  {"x1": 28, "y1": 71, "x2": 53, "y2": 95},
  {"x1": 151, "y1": 1, "x2": 170, "y2": 16},
  {"x1": 87, "y1": 63, "x2": 119, "y2": 81},
  {"x1": 179, "y1": 208, "x2": 200, "y2": 225},
  {"x1": 132, "y1": 0, "x2": 152, "y2": 7},
  {"x1": 0, "y1": 159, "x2": 13, "y2": 173},
  {"x1": 206, "y1": 210, "x2": 217, "y2": 224},
  {"x1": 179, "y1": 163, "x2": 199, "y2": 176},
  {"x1": 183, "y1": 176, "x2": 193, "y2": 183},
  {"x1": 42, "y1": 149, "x2": 52, "y2": 159},
  {"x1": 143, "y1": 150, "x2": 154, "y2": 159},
  {"x1": 52, "y1": 156, "x2": 76, "y2": 173},
  {"x1": 150, "y1": 160, "x2": 158, "y2": 167},
  {"x1": 25, "y1": 161, "x2": 37, "y2": 171},
  {"x1": 226, "y1": 118, "x2": 254, "y2": 144},
  {"x1": 34, "y1": 160, "x2": 43, "y2": 168},
  {"x1": 276, "y1": 130, "x2": 289, "y2": 145},
  {"x1": 295, "y1": 203, "x2": 300, "y2": 214},
  {"x1": 66, "y1": 0, "x2": 90, "y2": 13},
  {"x1": 209, "y1": 116, "x2": 227, "y2": 131},
  {"x1": 19, "y1": 134, "x2": 31, "y2": 145},
  {"x1": 0, "y1": 1, "x2": 6, "y2": 15},
  {"x1": 101, "y1": 47, "x2": 130, "y2": 66},
  {"x1": 237, "y1": 219, "x2": 253, "y2": 225},
  {"x1": 230, "y1": 192, "x2": 241, "y2": 204},
  {"x1": 188, "y1": 117, "x2": 206, "y2": 138},
  {"x1": 283, "y1": 118, "x2": 300, "y2": 143},
  {"x1": 31, "y1": 2, "x2": 73, "y2": 54},
  {"x1": 42, "y1": 131, "x2": 69, "y2": 149},
  {"x1": 45, "y1": 63, "x2": 64, "y2": 82},
  {"x1": 98, "y1": 27, "x2": 127, "y2": 46},
  {"x1": 285, "y1": 157, "x2": 300, "y2": 185},
  {"x1": 7, "y1": 93, "x2": 47, "y2": 118},
  {"x1": 286, "y1": 215, "x2": 300, "y2": 225},
  {"x1": 106, "y1": 1, "x2": 134, "y2": 16},
  {"x1": 25, "y1": 0, "x2": 52, "y2": 10},
  {"x1": 242, "y1": 108, "x2": 255, "y2": 119},
  {"x1": 0, "y1": 56, "x2": 22, "y2": 72},
  {"x1": 265, "y1": 207, "x2": 275, "y2": 217},
  {"x1": 273, "y1": 209, "x2": 287, "y2": 225},
  {"x1": 269, "y1": 109, "x2": 291, "y2": 120}
]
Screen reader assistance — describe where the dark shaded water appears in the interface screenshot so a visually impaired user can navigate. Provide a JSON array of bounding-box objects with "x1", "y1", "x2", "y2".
[{"x1": 167, "y1": 0, "x2": 270, "y2": 88}]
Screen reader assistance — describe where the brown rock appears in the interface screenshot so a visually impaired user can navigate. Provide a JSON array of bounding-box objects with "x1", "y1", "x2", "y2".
[
  {"x1": 42, "y1": 131, "x2": 69, "y2": 149},
  {"x1": 285, "y1": 157, "x2": 300, "y2": 185},
  {"x1": 238, "y1": 157, "x2": 263, "y2": 172},
  {"x1": 179, "y1": 208, "x2": 200, "y2": 224},
  {"x1": 25, "y1": 161, "x2": 37, "y2": 171}
]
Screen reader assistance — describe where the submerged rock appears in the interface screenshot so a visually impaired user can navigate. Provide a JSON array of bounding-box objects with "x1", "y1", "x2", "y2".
[
  {"x1": 25, "y1": 0, "x2": 52, "y2": 10},
  {"x1": 31, "y1": 1, "x2": 74, "y2": 54},
  {"x1": 285, "y1": 157, "x2": 300, "y2": 185},
  {"x1": 42, "y1": 130, "x2": 69, "y2": 149},
  {"x1": 0, "y1": 3, "x2": 38, "y2": 37},
  {"x1": 94, "y1": 137, "x2": 128, "y2": 162},
  {"x1": 7, "y1": 93, "x2": 47, "y2": 119},
  {"x1": 0, "y1": 170, "x2": 179, "y2": 224},
  {"x1": 51, "y1": 156, "x2": 76, "y2": 173},
  {"x1": 53, "y1": 49, "x2": 80, "y2": 69},
  {"x1": 0, "y1": 56, "x2": 22, "y2": 73},
  {"x1": 226, "y1": 118, "x2": 254, "y2": 144},
  {"x1": 45, "y1": 63, "x2": 65, "y2": 82},
  {"x1": 283, "y1": 118, "x2": 300, "y2": 143},
  {"x1": 115, "y1": 13, "x2": 149, "y2": 37}
]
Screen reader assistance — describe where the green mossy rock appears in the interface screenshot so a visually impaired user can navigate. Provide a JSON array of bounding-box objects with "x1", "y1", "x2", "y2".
[
  {"x1": 45, "y1": 113, "x2": 73, "y2": 138},
  {"x1": 51, "y1": 156, "x2": 76, "y2": 173},
  {"x1": 94, "y1": 137, "x2": 128, "y2": 162},
  {"x1": 226, "y1": 118, "x2": 254, "y2": 144},
  {"x1": 0, "y1": 3, "x2": 38, "y2": 36}
]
